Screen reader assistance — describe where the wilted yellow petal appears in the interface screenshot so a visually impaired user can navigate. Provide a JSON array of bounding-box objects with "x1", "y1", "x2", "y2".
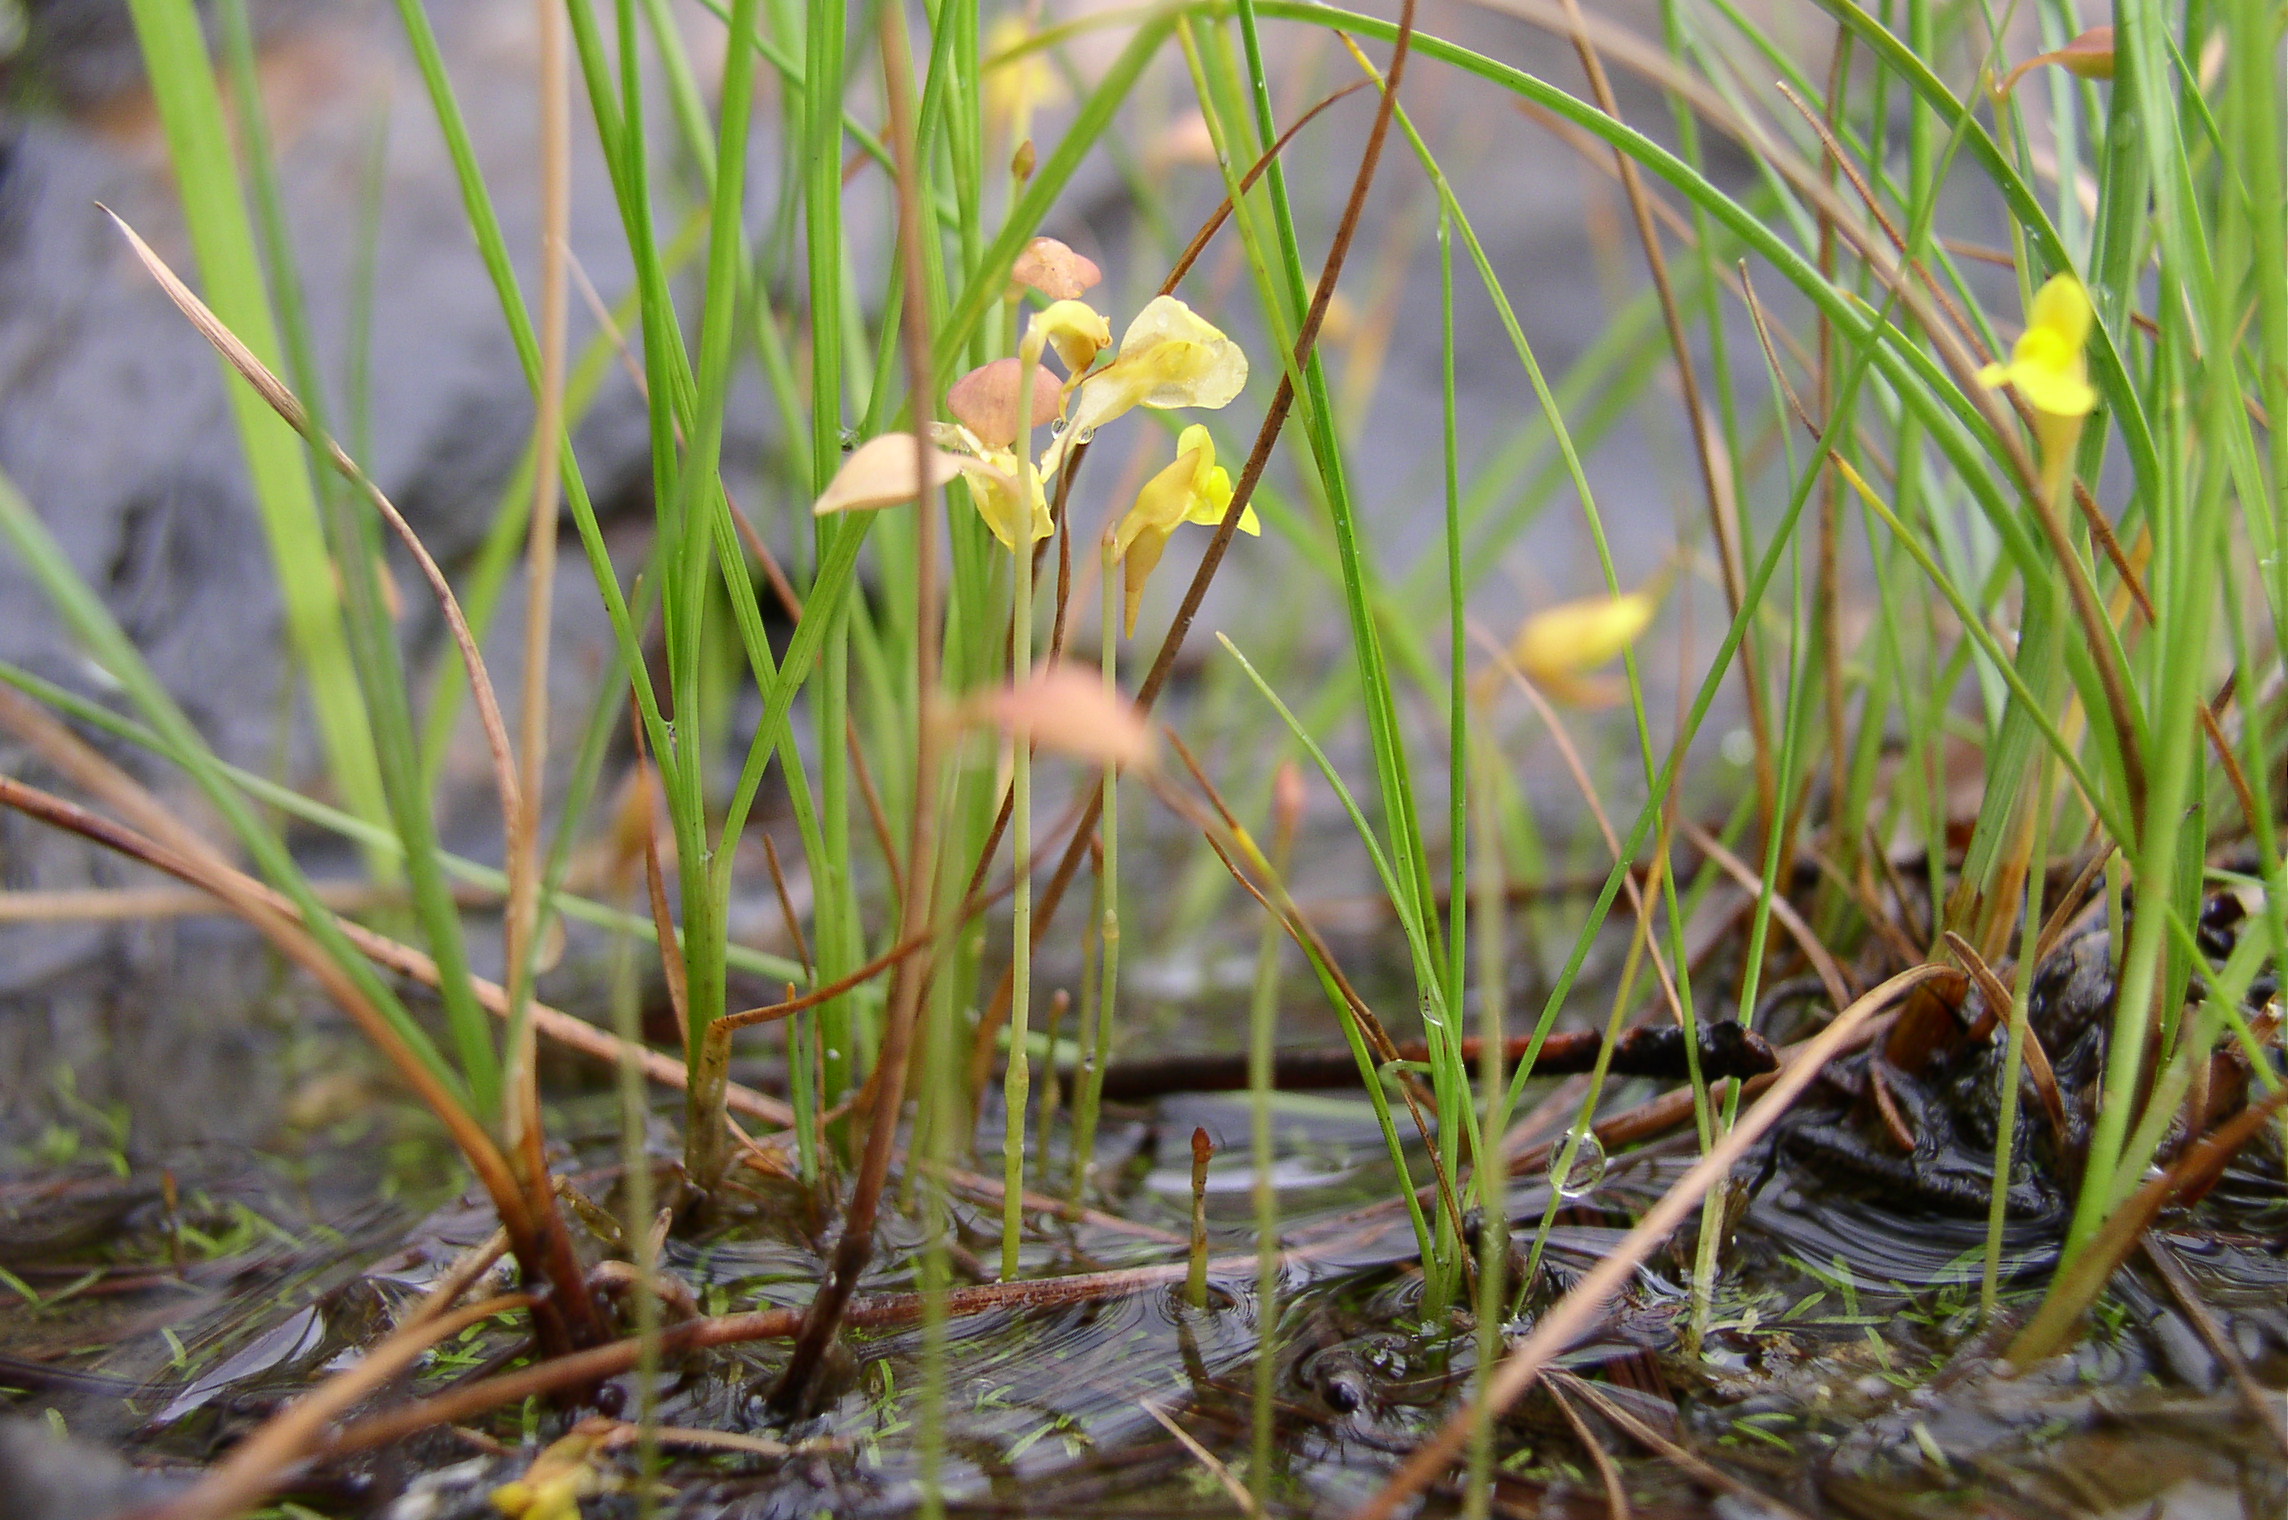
[
  {"x1": 1011, "y1": 236, "x2": 1103, "y2": 301},
  {"x1": 1510, "y1": 591, "x2": 1656, "y2": 685},
  {"x1": 948, "y1": 357, "x2": 1064, "y2": 449},
  {"x1": 968, "y1": 662, "x2": 1154, "y2": 770},
  {"x1": 813, "y1": 434, "x2": 966, "y2": 515}
]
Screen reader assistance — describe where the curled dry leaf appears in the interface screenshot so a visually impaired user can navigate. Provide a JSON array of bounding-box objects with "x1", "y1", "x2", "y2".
[
  {"x1": 1010, "y1": 236, "x2": 1103, "y2": 301},
  {"x1": 947, "y1": 357, "x2": 1065, "y2": 449},
  {"x1": 813, "y1": 434, "x2": 969, "y2": 516},
  {"x1": 2003, "y1": 25, "x2": 2115, "y2": 92},
  {"x1": 965, "y1": 663, "x2": 1154, "y2": 770}
]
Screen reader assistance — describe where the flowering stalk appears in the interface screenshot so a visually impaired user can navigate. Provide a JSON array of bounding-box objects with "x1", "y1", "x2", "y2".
[{"x1": 1000, "y1": 353, "x2": 1042, "y2": 1281}]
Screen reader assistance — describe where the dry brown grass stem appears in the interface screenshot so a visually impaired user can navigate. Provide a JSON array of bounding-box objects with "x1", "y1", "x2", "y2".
[
  {"x1": 1356, "y1": 963, "x2": 1954, "y2": 1520},
  {"x1": 1548, "y1": 1371, "x2": 1819, "y2": 1520},
  {"x1": 121, "y1": 1294, "x2": 534, "y2": 1520},
  {"x1": 1544, "y1": 1375, "x2": 1633, "y2": 1520},
  {"x1": 502, "y1": 0, "x2": 574, "y2": 1245},
  {"x1": 1941, "y1": 930, "x2": 2068, "y2": 1147},
  {"x1": 99, "y1": 208, "x2": 523, "y2": 867},
  {"x1": 1472, "y1": 625, "x2": 1688, "y2": 1029},
  {"x1": 0, "y1": 765, "x2": 802, "y2": 1134},
  {"x1": 1678, "y1": 818, "x2": 1853, "y2": 1010},
  {"x1": 1546, "y1": 0, "x2": 1775, "y2": 843},
  {"x1": 1150, "y1": 742, "x2": 1472, "y2": 1246}
]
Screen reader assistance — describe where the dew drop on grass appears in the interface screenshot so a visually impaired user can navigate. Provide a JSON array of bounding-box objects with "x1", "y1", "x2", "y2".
[
  {"x1": 1549, "y1": 1130, "x2": 1606, "y2": 1199},
  {"x1": 838, "y1": 427, "x2": 860, "y2": 451}
]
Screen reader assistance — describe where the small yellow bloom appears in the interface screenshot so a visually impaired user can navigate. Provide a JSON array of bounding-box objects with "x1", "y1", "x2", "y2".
[
  {"x1": 1977, "y1": 274, "x2": 2097, "y2": 419},
  {"x1": 929, "y1": 422, "x2": 1052, "y2": 549},
  {"x1": 1042, "y1": 296, "x2": 1248, "y2": 473},
  {"x1": 984, "y1": 16, "x2": 1063, "y2": 147},
  {"x1": 1483, "y1": 588, "x2": 1657, "y2": 707},
  {"x1": 1021, "y1": 299, "x2": 1113, "y2": 386},
  {"x1": 491, "y1": 1423, "x2": 609, "y2": 1520},
  {"x1": 1110, "y1": 425, "x2": 1254, "y2": 635}
]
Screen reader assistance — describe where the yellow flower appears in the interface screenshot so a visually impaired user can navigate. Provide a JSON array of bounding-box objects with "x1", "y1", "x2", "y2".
[
  {"x1": 1109, "y1": 425, "x2": 1255, "y2": 635},
  {"x1": 1977, "y1": 274, "x2": 2097, "y2": 419},
  {"x1": 1478, "y1": 586, "x2": 1659, "y2": 708},
  {"x1": 491, "y1": 1423, "x2": 608, "y2": 1520},
  {"x1": 1021, "y1": 299, "x2": 1113, "y2": 389},
  {"x1": 984, "y1": 15, "x2": 1063, "y2": 147},
  {"x1": 929, "y1": 422, "x2": 1052, "y2": 549},
  {"x1": 1041, "y1": 296, "x2": 1247, "y2": 473}
]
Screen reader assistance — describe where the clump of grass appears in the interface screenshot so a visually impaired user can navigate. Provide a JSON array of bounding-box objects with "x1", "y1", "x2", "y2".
[{"x1": 1, "y1": 0, "x2": 2283, "y2": 1511}]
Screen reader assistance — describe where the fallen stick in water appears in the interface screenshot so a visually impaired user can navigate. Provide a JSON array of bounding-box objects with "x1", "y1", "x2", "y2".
[{"x1": 1089, "y1": 1020, "x2": 1778, "y2": 1102}]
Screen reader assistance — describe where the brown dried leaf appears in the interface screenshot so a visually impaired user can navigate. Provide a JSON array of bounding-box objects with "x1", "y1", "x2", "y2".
[
  {"x1": 1010, "y1": 236, "x2": 1103, "y2": 301},
  {"x1": 947, "y1": 357, "x2": 1064, "y2": 449},
  {"x1": 813, "y1": 435, "x2": 966, "y2": 516},
  {"x1": 966, "y1": 663, "x2": 1154, "y2": 770}
]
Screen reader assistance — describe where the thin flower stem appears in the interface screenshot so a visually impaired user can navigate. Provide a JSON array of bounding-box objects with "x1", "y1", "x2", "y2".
[{"x1": 1001, "y1": 357, "x2": 1042, "y2": 1280}]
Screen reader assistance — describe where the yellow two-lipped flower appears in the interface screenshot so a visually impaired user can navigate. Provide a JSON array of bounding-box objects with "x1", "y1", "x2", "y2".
[
  {"x1": 1110, "y1": 424, "x2": 1256, "y2": 635},
  {"x1": 1977, "y1": 273, "x2": 2097, "y2": 419},
  {"x1": 1041, "y1": 295, "x2": 1247, "y2": 474}
]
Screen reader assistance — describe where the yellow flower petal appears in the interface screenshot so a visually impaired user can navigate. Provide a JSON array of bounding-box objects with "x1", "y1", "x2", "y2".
[
  {"x1": 2027, "y1": 273, "x2": 2092, "y2": 352},
  {"x1": 957, "y1": 451, "x2": 1050, "y2": 550},
  {"x1": 1121, "y1": 522, "x2": 1175, "y2": 637},
  {"x1": 1113, "y1": 443, "x2": 1205, "y2": 560},
  {"x1": 1510, "y1": 591, "x2": 1657, "y2": 686},
  {"x1": 1979, "y1": 274, "x2": 2098, "y2": 419},
  {"x1": 1044, "y1": 297, "x2": 1247, "y2": 472},
  {"x1": 1022, "y1": 299, "x2": 1112, "y2": 380}
]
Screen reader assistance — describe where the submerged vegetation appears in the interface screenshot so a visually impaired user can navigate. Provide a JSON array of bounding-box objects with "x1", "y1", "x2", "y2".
[{"x1": 2, "y1": 0, "x2": 2287, "y2": 1513}]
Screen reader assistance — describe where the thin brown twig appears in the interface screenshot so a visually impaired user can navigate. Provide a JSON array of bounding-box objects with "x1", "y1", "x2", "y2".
[
  {"x1": 100, "y1": 209, "x2": 523, "y2": 881},
  {"x1": 2141, "y1": 1235, "x2": 2288, "y2": 1461},
  {"x1": 1545, "y1": 1376, "x2": 1633, "y2": 1520},
  {"x1": 120, "y1": 1294, "x2": 534, "y2": 1520},
  {"x1": 1942, "y1": 930, "x2": 2067, "y2": 1148},
  {"x1": 1356, "y1": 964, "x2": 1955, "y2": 1520},
  {"x1": 760, "y1": 833, "x2": 815, "y2": 979},
  {"x1": 1550, "y1": 1371, "x2": 1818, "y2": 1520}
]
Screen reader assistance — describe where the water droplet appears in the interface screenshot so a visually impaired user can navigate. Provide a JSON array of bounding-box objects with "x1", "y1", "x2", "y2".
[
  {"x1": 1075, "y1": 425, "x2": 1095, "y2": 444},
  {"x1": 1549, "y1": 1129, "x2": 1606, "y2": 1200},
  {"x1": 1049, "y1": 417, "x2": 1067, "y2": 436},
  {"x1": 838, "y1": 427, "x2": 860, "y2": 451}
]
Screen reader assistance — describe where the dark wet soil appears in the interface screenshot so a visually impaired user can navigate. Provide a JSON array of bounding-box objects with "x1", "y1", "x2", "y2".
[{"x1": 5, "y1": 907, "x2": 2286, "y2": 1519}]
